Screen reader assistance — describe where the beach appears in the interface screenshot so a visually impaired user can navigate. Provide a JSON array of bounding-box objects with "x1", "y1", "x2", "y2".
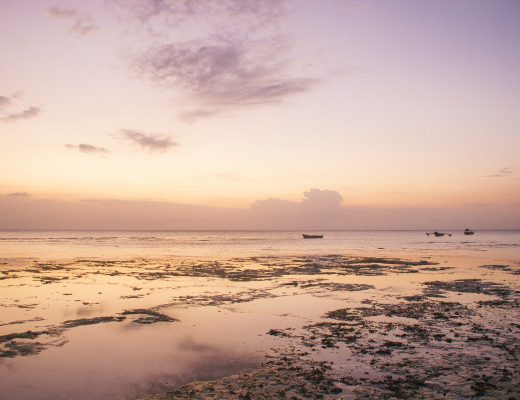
[{"x1": 0, "y1": 231, "x2": 519, "y2": 399}]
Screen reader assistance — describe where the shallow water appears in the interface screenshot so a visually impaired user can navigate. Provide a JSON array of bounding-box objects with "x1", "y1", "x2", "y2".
[
  {"x1": 0, "y1": 231, "x2": 519, "y2": 399},
  {"x1": 0, "y1": 229, "x2": 518, "y2": 259}
]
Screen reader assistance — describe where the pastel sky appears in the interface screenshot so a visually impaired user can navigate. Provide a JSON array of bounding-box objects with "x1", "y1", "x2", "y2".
[{"x1": 1, "y1": 0, "x2": 519, "y2": 229}]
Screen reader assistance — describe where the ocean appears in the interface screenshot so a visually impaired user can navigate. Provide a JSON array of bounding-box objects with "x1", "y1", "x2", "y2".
[{"x1": 1, "y1": 229, "x2": 519, "y2": 259}]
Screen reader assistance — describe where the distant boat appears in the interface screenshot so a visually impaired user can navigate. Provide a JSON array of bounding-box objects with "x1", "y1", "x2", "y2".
[
  {"x1": 426, "y1": 231, "x2": 452, "y2": 237},
  {"x1": 302, "y1": 234, "x2": 324, "y2": 239},
  {"x1": 464, "y1": 228, "x2": 474, "y2": 235}
]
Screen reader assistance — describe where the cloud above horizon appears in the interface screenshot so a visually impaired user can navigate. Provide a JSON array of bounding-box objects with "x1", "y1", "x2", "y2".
[
  {"x1": 4, "y1": 192, "x2": 30, "y2": 198},
  {"x1": 120, "y1": 0, "x2": 318, "y2": 120},
  {"x1": 1, "y1": 106, "x2": 41, "y2": 123},
  {"x1": 486, "y1": 166, "x2": 515, "y2": 178},
  {"x1": 2, "y1": 188, "x2": 518, "y2": 230},
  {"x1": 300, "y1": 188, "x2": 343, "y2": 209},
  {"x1": 119, "y1": 129, "x2": 177, "y2": 152},
  {"x1": 65, "y1": 143, "x2": 109, "y2": 154},
  {"x1": 0, "y1": 95, "x2": 11, "y2": 109},
  {"x1": 47, "y1": 6, "x2": 97, "y2": 37},
  {"x1": 252, "y1": 188, "x2": 345, "y2": 227}
]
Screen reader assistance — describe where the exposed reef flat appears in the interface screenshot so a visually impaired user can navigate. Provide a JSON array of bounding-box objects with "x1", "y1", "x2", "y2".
[
  {"x1": 150, "y1": 279, "x2": 519, "y2": 399},
  {"x1": 0, "y1": 254, "x2": 519, "y2": 399},
  {"x1": 0, "y1": 309, "x2": 178, "y2": 358}
]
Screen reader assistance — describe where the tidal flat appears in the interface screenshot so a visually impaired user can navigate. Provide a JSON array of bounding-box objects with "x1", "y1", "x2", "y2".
[{"x1": 1, "y1": 252, "x2": 519, "y2": 399}]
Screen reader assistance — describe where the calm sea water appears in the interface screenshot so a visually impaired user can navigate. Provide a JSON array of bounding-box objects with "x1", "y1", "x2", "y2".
[{"x1": 0, "y1": 230, "x2": 518, "y2": 259}]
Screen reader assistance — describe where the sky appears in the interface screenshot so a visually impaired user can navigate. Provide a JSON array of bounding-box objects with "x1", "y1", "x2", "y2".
[{"x1": 0, "y1": 0, "x2": 519, "y2": 229}]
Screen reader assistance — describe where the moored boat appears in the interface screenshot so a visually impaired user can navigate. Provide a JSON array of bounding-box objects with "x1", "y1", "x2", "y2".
[
  {"x1": 302, "y1": 234, "x2": 324, "y2": 239},
  {"x1": 426, "y1": 231, "x2": 452, "y2": 237},
  {"x1": 464, "y1": 228, "x2": 474, "y2": 235}
]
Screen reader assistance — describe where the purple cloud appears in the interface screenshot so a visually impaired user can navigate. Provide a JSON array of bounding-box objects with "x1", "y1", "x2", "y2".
[
  {"x1": 119, "y1": 129, "x2": 177, "y2": 152},
  {"x1": 1, "y1": 106, "x2": 41, "y2": 123},
  {"x1": 136, "y1": 38, "x2": 318, "y2": 120},
  {"x1": 119, "y1": 0, "x2": 318, "y2": 120},
  {"x1": 139, "y1": 39, "x2": 314, "y2": 103},
  {"x1": 115, "y1": 0, "x2": 287, "y2": 24},
  {"x1": 71, "y1": 20, "x2": 97, "y2": 36},
  {"x1": 47, "y1": 6, "x2": 77, "y2": 18},
  {"x1": 47, "y1": 6, "x2": 97, "y2": 37},
  {"x1": 65, "y1": 143, "x2": 109, "y2": 154}
]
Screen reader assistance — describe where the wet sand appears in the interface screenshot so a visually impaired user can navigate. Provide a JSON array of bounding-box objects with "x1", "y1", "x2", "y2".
[{"x1": 0, "y1": 252, "x2": 519, "y2": 399}]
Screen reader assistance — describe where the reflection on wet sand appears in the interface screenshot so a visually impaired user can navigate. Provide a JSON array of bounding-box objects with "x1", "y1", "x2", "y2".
[{"x1": 0, "y1": 253, "x2": 519, "y2": 399}]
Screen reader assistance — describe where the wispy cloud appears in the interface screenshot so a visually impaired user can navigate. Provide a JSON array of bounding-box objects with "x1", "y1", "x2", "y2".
[
  {"x1": 1, "y1": 106, "x2": 41, "y2": 123},
  {"x1": 47, "y1": 6, "x2": 77, "y2": 18},
  {"x1": 486, "y1": 166, "x2": 514, "y2": 178},
  {"x1": 47, "y1": 6, "x2": 97, "y2": 37},
  {"x1": 0, "y1": 96, "x2": 11, "y2": 109},
  {"x1": 136, "y1": 38, "x2": 318, "y2": 121},
  {"x1": 119, "y1": 0, "x2": 318, "y2": 120},
  {"x1": 5, "y1": 192, "x2": 30, "y2": 197},
  {"x1": 119, "y1": 129, "x2": 177, "y2": 152},
  {"x1": 65, "y1": 143, "x2": 109, "y2": 154},
  {"x1": 178, "y1": 108, "x2": 220, "y2": 123},
  {"x1": 116, "y1": 0, "x2": 287, "y2": 25}
]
